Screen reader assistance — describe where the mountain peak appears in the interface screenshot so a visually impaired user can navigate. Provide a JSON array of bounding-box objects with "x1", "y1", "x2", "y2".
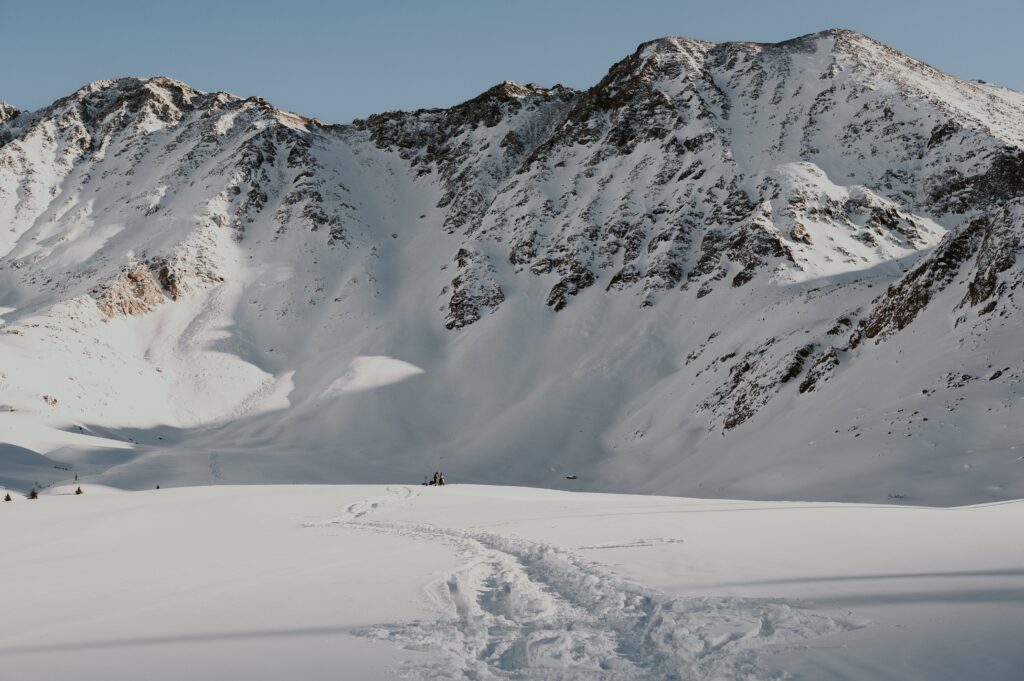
[
  {"x1": 636, "y1": 28, "x2": 867, "y2": 51},
  {"x1": 633, "y1": 28, "x2": 882, "y2": 60},
  {"x1": 487, "y1": 81, "x2": 540, "y2": 99},
  {"x1": 475, "y1": 80, "x2": 576, "y2": 103},
  {"x1": 800, "y1": 27, "x2": 868, "y2": 40},
  {"x1": 637, "y1": 35, "x2": 714, "y2": 55},
  {"x1": 68, "y1": 75, "x2": 203, "y2": 102},
  {"x1": 0, "y1": 101, "x2": 18, "y2": 123}
]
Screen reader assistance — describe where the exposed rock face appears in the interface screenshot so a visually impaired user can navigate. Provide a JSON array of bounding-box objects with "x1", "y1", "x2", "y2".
[
  {"x1": 799, "y1": 347, "x2": 841, "y2": 394},
  {"x1": 957, "y1": 201, "x2": 1024, "y2": 314},
  {"x1": 444, "y1": 248, "x2": 505, "y2": 329},
  {"x1": 97, "y1": 264, "x2": 166, "y2": 318},
  {"x1": 0, "y1": 103, "x2": 19, "y2": 146},
  {"x1": 355, "y1": 81, "x2": 577, "y2": 237},
  {"x1": 0, "y1": 102, "x2": 18, "y2": 122},
  {"x1": 862, "y1": 201, "x2": 1024, "y2": 340}
]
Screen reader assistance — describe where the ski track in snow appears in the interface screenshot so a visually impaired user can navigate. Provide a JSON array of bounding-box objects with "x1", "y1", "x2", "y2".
[{"x1": 309, "y1": 490, "x2": 863, "y2": 680}]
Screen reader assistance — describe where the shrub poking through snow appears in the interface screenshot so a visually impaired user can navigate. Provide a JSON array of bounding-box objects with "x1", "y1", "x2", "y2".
[
  {"x1": 75, "y1": 487, "x2": 83, "y2": 495},
  {"x1": 28, "y1": 489, "x2": 38, "y2": 500},
  {"x1": 3, "y1": 493, "x2": 11, "y2": 502}
]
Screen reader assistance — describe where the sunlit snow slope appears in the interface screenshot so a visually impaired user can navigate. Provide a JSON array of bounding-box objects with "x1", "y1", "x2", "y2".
[{"x1": 1, "y1": 29, "x2": 1023, "y2": 503}]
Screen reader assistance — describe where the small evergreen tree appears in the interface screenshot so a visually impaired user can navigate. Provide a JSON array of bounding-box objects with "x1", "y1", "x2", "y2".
[
  {"x1": 3, "y1": 492, "x2": 11, "y2": 502},
  {"x1": 28, "y1": 488, "x2": 38, "y2": 500},
  {"x1": 75, "y1": 486, "x2": 83, "y2": 495}
]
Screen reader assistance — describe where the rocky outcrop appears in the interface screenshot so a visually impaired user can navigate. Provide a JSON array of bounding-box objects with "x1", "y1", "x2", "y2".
[
  {"x1": 97, "y1": 264, "x2": 166, "y2": 318},
  {"x1": 861, "y1": 221, "x2": 985, "y2": 339},
  {"x1": 356, "y1": 81, "x2": 576, "y2": 236},
  {"x1": 958, "y1": 201, "x2": 1024, "y2": 314},
  {"x1": 443, "y1": 248, "x2": 505, "y2": 329},
  {"x1": 862, "y1": 201, "x2": 1024, "y2": 340}
]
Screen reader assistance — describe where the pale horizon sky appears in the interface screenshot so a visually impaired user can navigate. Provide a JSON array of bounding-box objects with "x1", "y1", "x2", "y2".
[{"x1": 1, "y1": 0, "x2": 1021, "y2": 124}]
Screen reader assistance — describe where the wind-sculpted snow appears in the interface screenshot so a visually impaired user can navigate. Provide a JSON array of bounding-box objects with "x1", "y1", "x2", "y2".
[{"x1": 0, "y1": 29, "x2": 1023, "y2": 503}]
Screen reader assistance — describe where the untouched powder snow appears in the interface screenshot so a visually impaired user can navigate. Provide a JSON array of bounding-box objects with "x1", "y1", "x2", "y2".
[{"x1": 0, "y1": 485, "x2": 1020, "y2": 680}]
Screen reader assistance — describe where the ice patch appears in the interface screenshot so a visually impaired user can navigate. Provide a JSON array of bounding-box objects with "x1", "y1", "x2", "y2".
[{"x1": 324, "y1": 356, "x2": 425, "y2": 396}]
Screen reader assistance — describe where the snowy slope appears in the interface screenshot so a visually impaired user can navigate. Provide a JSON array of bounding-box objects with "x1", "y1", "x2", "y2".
[
  {"x1": 1, "y1": 29, "x2": 1023, "y2": 503},
  {"x1": 1, "y1": 484, "x2": 1021, "y2": 680}
]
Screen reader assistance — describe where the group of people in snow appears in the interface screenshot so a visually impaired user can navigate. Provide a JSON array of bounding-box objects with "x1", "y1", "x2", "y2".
[{"x1": 424, "y1": 471, "x2": 446, "y2": 486}]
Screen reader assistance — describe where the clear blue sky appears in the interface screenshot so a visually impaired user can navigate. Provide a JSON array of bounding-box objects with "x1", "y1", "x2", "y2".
[{"x1": 1, "y1": 0, "x2": 1020, "y2": 123}]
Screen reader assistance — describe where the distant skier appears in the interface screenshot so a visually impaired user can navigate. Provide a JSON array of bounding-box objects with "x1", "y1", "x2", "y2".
[{"x1": 430, "y1": 471, "x2": 440, "y2": 486}]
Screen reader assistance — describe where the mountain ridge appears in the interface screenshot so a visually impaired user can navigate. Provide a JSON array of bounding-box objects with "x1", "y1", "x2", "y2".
[{"x1": 0, "y1": 29, "x2": 1022, "y2": 504}]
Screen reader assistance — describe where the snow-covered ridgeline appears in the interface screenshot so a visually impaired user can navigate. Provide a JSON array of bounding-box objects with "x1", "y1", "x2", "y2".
[{"x1": 0, "y1": 29, "x2": 1022, "y2": 503}]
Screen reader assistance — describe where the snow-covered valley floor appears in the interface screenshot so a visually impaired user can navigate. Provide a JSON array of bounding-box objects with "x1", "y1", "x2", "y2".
[{"x1": 1, "y1": 484, "x2": 1021, "y2": 680}]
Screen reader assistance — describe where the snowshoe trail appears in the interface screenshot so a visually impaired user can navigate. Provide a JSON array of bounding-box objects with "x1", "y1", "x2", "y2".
[
  {"x1": 330, "y1": 517, "x2": 861, "y2": 680},
  {"x1": 303, "y1": 485, "x2": 416, "y2": 526}
]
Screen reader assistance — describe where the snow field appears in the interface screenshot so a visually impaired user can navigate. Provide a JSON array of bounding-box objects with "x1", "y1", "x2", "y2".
[{"x1": 2, "y1": 484, "x2": 1020, "y2": 680}]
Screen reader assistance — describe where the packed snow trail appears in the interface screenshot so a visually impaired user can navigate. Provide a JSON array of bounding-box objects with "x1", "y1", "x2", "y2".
[
  {"x1": 303, "y1": 485, "x2": 416, "y2": 525},
  {"x1": 311, "y1": 490, "x2": 861, "y2": 680}
]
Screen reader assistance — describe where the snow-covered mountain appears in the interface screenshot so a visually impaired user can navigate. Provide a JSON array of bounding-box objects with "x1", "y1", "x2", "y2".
[{"x1": 2, "y1": 29, "x2": 1022, "y2": 503}]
